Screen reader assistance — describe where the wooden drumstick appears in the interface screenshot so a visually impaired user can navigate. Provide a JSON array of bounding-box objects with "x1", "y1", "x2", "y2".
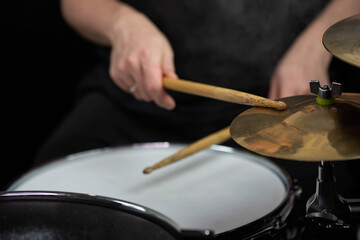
[
  {"x1": 163, "y1": 77, "x2": 287, "y2": 110},
  {"x1": 143, "y1": 127, "x2": 231, "y2": 174}
]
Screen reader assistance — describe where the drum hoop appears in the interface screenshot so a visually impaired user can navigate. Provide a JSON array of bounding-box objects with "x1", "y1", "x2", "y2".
[
  {"x1": 0, "y1": 191, "x2": 184, "y2": 238},
  {"x1": 216, "y1": 157, "x2": 295, "y2": 239}
]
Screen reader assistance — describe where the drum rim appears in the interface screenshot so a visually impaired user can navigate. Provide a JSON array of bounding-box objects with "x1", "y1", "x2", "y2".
[
  {"x1": 215, "y1": 156, "x2": 295, "y2": 239},
  {"x1": 0, "y1": 190, "x2": 184, "y2": 238},
  {"x1": 8, "y1": 143, "x2": 294, "y2": 237}
]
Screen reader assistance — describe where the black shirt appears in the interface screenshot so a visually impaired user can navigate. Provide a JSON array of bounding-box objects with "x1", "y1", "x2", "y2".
[{"x1": 79, "y1": 0, "x2": 329, "y2": 139}]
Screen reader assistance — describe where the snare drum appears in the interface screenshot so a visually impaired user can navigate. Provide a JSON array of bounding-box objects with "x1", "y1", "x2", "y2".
[{"x1": 9, "y1": 144, "x2": 295, "y2": 239}]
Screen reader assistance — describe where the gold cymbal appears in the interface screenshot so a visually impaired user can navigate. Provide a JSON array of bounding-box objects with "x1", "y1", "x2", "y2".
[
  {"x1": 323, "y1": 14, "x2": 360, "y2": 67},
  {"x1": 230, "y1": 93, "x2": 360, "y2": 161}
]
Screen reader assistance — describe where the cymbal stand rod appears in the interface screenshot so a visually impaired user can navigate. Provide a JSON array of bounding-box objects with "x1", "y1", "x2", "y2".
[
  {"x1": 316, "y1": 162, "x2": 360, "y2": 221},
  {"x1": 306, "y1": 161, "x2": 350, "y2": 228}
]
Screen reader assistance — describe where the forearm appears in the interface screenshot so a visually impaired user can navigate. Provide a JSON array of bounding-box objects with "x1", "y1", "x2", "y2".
[
  {"x1": 269, "y1": 0, "x2": 360, "y2": 99},
  {"x1": 300, "y1": 0, "x2": 360, "y2": 62},
  {"x1": 313, "y1": 0, "x2": 360, "y2": 30},
  {"x1": 60, "y1": 0, "x2": 140, "y2": 45}
]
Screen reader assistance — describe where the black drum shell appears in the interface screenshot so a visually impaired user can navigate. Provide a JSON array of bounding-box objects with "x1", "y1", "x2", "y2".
[{"x1": 0, "y1": 191, "x2": 181, "y2": 240}]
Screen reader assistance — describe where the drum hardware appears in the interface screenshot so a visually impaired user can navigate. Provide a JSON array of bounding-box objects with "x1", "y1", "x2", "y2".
[
  {"x1": 230, "y1": 80, "x2": 360, "y2": 236},
  {"x1": 322, "y1": 14, "x2": 360, "y2": 68},
  {"x1": 305, "y1": 82, "x2": 360, "y2": 229},
  {"x1": 306, "y1": 161, "x2": 360, "y2": 230},
  {"x1": 309, "y1": 80, "x2": 342, "y2": 105},
  {"x1": 230, "y1": 82, "x2": 360, "y2": 161},
  {"x1": 305, "y1": 82, "x2": 360, "y2": 228}
]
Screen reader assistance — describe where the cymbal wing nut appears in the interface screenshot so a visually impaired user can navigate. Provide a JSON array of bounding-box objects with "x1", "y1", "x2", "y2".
[{"x1": 309, "y1": 81, "x2": 342, "y2": 102}]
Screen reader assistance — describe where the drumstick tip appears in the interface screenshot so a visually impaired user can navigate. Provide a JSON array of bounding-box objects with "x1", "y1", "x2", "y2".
[
  {"x1": 143, "y1": 167, "x2": 153, "y2": 174},
  {"x1": 277, "y1": 101, "x2": 287, "y2": 110}
]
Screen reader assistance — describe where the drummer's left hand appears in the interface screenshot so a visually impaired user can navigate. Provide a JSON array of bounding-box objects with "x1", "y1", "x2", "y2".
[{"x1": 268, "y1": 29, "x2": 332, "y2": 100}]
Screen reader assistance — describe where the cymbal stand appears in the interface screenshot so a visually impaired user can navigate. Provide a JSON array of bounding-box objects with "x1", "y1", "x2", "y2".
[
  {"x1": 305, "y1": 81, "x2": 360, "y2": 230},
  {"x1": 305, "y1": 161, "x2": 360, "y2": 229}
]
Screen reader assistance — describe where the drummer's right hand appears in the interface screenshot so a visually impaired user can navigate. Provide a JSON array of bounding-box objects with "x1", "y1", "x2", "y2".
[{"x1": 108, "y1": 8, "x2": 176, "y2": 110}]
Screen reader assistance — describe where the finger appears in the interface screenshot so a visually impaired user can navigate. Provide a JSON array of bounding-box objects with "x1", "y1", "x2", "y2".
[
  {"x1": 138, "y1": 48, "x2": 166, "y2": 105},
  {"x1": 110, "y1": 71, "x2": 132, "y2": 93},
  {"x1": 141, "y1": 61, "x2": 175, "y2": 110},
  {"x1": 110, "y1": 69, "x2": 136, "y2": 94},
  {"x1": 129, "y1": 70, "x2": 152, "y2": 102},
  {"x1": 160, "y1": 47, "x2": 177, "y2": 109},
  {"x1": 125, "y1": 54, "x2": 152, "y2": 101},
  {"x1": 109, "y1": 51, "x2": 137, "y2": 92},
  {"x1": 157, "y1": 87, "x2": 176, "y2": 110},
  {"x1": 112, "y1": 47, "x2": 152, "y2": 101},
  {"x1": 130, "y1": 80, "x2": 152, "y2": 101},
  {"x1": 130, "y1": 86, "x2": 142, "y2": 100},
  {"x1": 162, "y1": 45, "x2": 177, "y2": 78}
]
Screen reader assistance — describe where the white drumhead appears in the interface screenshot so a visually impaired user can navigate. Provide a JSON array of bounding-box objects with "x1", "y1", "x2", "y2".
[{"x1": 10, "y1": 144, "x2": 288, "y2": 234}]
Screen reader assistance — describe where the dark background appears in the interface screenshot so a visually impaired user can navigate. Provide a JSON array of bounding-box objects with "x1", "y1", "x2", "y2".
[
  {"x1": 3, "y1": 1, "x2": 360, "y2": 192},
  {"x1": 3, "y1": 1, "x2": 99, "y2": 190}
]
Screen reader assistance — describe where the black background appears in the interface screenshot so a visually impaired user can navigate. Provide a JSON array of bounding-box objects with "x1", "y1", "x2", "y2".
[{"x1": 3, "y1": 1, "x2": 98, "y2": 189}]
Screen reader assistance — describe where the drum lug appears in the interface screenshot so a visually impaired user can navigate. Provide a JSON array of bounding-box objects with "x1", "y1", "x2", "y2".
[
  {"x1": 274, "y1": 216, "x2": 287, "y2": 230},
  {"x1": 292, "y1": 178, "x2": 303, "y2": 199}
]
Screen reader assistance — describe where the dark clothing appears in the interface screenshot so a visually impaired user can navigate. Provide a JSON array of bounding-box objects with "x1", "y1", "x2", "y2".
[{"x1": 35, "y1": 0, "x2": 329, "y2": 163}]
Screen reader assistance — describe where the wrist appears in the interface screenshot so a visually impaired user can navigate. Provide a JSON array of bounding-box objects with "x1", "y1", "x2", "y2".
[
  {"x1": 297, "y1": 21, "x2": 333, "y2": 69},
  {"x1": 106, "y1": 3, "x2": 144, "y2": 46}
]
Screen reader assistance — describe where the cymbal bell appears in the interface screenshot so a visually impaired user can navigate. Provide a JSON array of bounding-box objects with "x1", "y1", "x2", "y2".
[
  {"x1": 323, "y1": 14, "x2": 360, "y2": 67},
  {"x1": 230, "y1": 93, "x2": 360, "y2": 161}
]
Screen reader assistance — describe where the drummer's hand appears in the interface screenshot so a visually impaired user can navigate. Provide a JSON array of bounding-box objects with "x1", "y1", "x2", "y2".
[
  {"x1": 268, "y1": 25, "x2": 332, "y2": 100},
  {"x1": 108, "y1": 9, "x2": 176, "y2": 110}
]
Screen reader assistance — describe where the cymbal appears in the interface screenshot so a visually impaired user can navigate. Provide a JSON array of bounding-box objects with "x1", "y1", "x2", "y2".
[
  {"x1": 323, "y1": 14, "x2": 360, "y2": 67},
  {"x1": 230, "y1": 93, "x2": 360, "y2": 161}
]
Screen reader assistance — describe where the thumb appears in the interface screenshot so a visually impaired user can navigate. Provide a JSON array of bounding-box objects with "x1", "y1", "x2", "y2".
[
  {"x1": 153, "y1": 48, "x2": 176, "y2": 110},
  {"x1": 162, "y1": 44, "x2": 177, "y2": 79}
]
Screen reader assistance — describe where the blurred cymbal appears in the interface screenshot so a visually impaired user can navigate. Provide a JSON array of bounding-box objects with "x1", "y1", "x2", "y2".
[
  {"x1": 230, "y1": 93, "x2": 360, "y2": 161},
  {"x1": 323, "y1": 14, "x2": 360, "y2": 67}
]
